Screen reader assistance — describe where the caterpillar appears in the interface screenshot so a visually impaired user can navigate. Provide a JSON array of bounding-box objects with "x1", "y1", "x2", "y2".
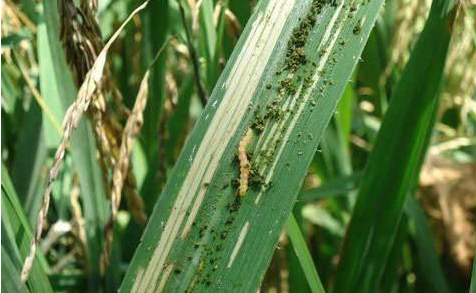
[{"x1": 238, "y1": 129, "x2": 253, "y2": 196}]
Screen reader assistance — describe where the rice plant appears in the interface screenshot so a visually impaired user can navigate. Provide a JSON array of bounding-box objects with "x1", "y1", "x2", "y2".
[{"x1": 1, "y1": 0, "x2": 475, "y2": 292}]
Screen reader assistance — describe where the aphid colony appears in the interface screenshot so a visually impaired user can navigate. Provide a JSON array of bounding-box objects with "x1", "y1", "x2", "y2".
[
  {"x1": 237, "y1": 129, "x2": 253, "y2": 196},
  {"x1": 235, "y1": 0, "x2": 342, "y2": 197}
]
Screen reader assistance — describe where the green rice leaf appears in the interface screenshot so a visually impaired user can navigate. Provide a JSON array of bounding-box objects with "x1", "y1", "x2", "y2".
[
  {"x1": 120, "y1": 0, "x2": 387, "y2": 291},
  {"x1": 405, "y1": 196, "x2": 451, "y2": 293},
  {"x1": 334, "y1": 0, "x2": 458, "y2": 292},
  {"x1": 2, "y1": 246, "x2": 30, "y2": 293},
  {"x1": 285, "y1": 215, "x2": 326, "y2": 293},
  {"x1": 2, "y1": 164, "x2": 53, "y2": 293}
]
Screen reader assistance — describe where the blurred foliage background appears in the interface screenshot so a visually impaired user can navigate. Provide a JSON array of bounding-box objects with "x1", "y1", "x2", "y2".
[{"x1": 1, "y1": 0, "x2": 475, "y2": 292}]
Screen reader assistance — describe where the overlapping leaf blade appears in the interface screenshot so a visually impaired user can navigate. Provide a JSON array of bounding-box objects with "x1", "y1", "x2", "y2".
[{"x1": 1, "y1": 165, "x2": 53, "y2": 293}]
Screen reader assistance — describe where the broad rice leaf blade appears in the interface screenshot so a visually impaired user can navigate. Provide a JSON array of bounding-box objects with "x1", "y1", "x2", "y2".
[
  {"x1": 120, "y1": 0, "x2": 386, "y2": 292},
  {"x1": 333, "y1": 1, "x2": 457, "y2": 292}
]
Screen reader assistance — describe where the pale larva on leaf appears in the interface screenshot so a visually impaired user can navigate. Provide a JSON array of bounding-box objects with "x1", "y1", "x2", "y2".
[{"x1": 238, "y1": 129, "x2": 253, "y2": 196}]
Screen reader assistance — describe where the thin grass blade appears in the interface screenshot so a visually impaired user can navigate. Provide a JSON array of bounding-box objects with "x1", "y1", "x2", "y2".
[{"x1": 286, "y1": 215, "x2": 326, "y2": 293}]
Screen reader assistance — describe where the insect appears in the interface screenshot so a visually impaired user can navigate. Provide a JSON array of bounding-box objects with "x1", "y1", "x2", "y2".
[{"x1": 238, "y1": 129, "x2": 253, "y2": 196}]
